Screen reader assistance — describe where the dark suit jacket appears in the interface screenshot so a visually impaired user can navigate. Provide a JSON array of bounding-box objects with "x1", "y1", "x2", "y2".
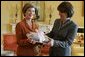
[
  {"x1": 16, "y1": 19, "x2": 38, "y2": 56},
  {"x1": 46, "y1": 19, "x2": 78, "y2": 56}
]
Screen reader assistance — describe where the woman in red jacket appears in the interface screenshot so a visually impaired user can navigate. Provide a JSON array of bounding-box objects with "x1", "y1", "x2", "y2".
[{"x1": 16, "y1": 3, "x2": 40, "y2": 56}]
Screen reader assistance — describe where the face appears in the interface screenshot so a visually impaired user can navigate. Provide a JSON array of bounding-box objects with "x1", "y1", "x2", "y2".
[
  {"x1": 59, "y1": 11, "x2": 67, "y2": 21},
  {"x1": 25, "y1": 7, "x2": 35, "y2": 20}
]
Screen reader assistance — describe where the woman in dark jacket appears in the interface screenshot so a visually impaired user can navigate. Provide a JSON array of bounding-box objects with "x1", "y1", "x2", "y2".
[{"x1": 44, "y1": 2, "x2": 78, "y2": 56}]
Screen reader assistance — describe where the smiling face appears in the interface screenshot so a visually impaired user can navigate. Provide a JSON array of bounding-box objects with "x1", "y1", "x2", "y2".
[{"x1": 25, "y1": 7, "x2": 36, "y2": 20}]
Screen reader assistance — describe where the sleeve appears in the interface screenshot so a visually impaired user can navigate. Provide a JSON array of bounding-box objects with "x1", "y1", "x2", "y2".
[
  {"x1": 53, "y1": 25, "x2": 78, "y2": 48},
  {"x1": 46, "y1": 30, "x2": 54, "y2": 38},
  {"x1": 46, "y1": 19, "x2": 57, "y2": 38},
  {"x1": 15, "y1": 23, "x2": 30, "y2": 46}
]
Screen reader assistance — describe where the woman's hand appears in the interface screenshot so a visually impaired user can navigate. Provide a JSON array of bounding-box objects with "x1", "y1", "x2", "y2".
[
  {"x1": 43, "y1": 39, "x2": 54, "y2": 47},
  {"x1": 31, "y1": 39, "x2": 39, "y2": 44},
  {"x1": 43, "y1": 40, "x2": 51, "y2": 46},
  {"x1": 27, "y1": 38, "x2": 38, "y2": 44}
]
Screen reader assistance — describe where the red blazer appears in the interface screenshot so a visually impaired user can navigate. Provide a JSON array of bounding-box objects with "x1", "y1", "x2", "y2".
[{"x1": 15, "y1": 19, "x2": 38, "y2": 56}]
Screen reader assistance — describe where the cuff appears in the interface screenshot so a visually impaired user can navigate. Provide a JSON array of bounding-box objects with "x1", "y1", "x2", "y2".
[{"x1": 51, "y1": 39, "x2": 54, "y2": 46}]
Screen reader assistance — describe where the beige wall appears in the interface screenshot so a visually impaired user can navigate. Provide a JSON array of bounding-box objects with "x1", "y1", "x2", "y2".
[
  {"x1": 70, "y1": 1, "x2": 84, "y2": 27},
  {"x1": 1, "y1": 1, "x2": 22, "y2": 33}
]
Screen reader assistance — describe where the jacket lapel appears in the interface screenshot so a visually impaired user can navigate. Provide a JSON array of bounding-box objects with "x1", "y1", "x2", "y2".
[{"x1": 59, "y1": 19, "x2": 71, "y2": 30}]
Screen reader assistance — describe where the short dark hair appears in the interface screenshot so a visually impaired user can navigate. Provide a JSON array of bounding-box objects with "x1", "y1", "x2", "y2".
[
  {"x1": 57, "y1": 2, "x2": 74, "y2": 18},
  {"x1": 22, "y1": 3, "x2": 39, "y2": 20}
]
